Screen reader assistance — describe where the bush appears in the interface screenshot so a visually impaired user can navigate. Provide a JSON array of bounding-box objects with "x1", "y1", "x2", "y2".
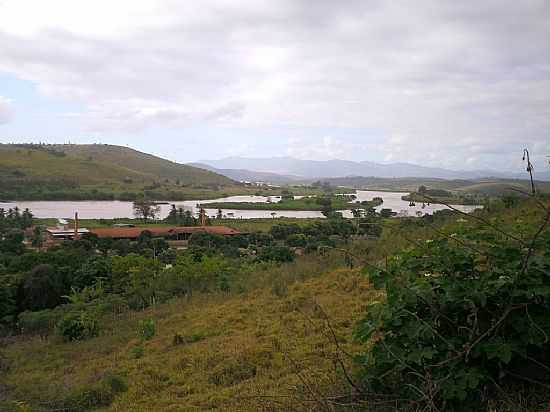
[
  {"x1": 173, "y1": 332, "x2": 205, "y2": 346},
  {"x1": 258, "y1": 246, "x2": 294, "y2": 263},
  {"x1": 356, "y1": 228, "x2": 550, "y2": 411},
  {"x1": 130, "y1": 344, "x2": 144, "y2": 359},
  {"x1": 18, "y1": 309, "x2": 59, "y2": 339},
  {"x1": 56, "y1": 311, "x2": 99, "y2": 342},
  {"x1": 208, "y1": 358, "x2": 257, "y2": 386},
  {"x1": 63, "y1": 373, "x2": 127, "y2": 411},
  {"x1": 286, "y1": 233, "x2": 307, "y2": 247},
  {"x1": 138, "y1": 318, "x2": 156, "y2": 341}
]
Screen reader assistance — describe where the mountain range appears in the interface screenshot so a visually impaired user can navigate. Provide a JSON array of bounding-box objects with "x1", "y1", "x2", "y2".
[{"x1": 195, "y1": 156, "x2": 550, "y2": 182}]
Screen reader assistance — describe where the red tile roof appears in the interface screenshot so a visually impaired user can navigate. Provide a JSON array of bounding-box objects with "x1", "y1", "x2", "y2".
[{"x1": 90, "y1": 226, "x2": 240, "y2": 239}]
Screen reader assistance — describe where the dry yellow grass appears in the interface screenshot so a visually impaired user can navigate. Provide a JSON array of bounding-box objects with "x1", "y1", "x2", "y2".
[{"x1": 2, "y1": 268, "x2": 382, "y2": 411}]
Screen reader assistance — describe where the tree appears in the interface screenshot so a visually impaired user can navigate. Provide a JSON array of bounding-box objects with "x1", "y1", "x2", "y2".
[
  {"x1": 418, "y1": 185, "x2": 427, "y2": 194},
  {"x1": 73, "y1": 256, "x2": 111, "y2": 289},
  {"x1": 21, "y1": 264, "x2": 65, "y2": 311},
  {"x1": 133, "y1": 199, "x2": 160, "y2": 221},
  {"x1": 31, "y1": 226, "x2": 44, "y2": 250},
  {"x1": 165, "y1": 205, "x2": 178, "y2": 224}
]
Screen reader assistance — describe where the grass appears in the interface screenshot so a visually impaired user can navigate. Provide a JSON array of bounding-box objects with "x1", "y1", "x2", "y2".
[
  {"x1": 1, "y1": 259, "x2": 382, "y2": 411},
  {"x1": 0, "y1": 144, "x2": 240, "y2": 201}
]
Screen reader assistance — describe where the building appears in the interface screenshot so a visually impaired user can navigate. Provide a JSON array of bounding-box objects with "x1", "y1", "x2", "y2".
[
  {"x1": 89, "y1": 226, "x2": 241, "y2": 241},
  {"x1": 45, "y1": 227, "x2": 90, "y2": 241}
]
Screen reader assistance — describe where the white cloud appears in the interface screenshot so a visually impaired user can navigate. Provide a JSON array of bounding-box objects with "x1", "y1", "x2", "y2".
[
  {"x1": 0, "y1": 0, "x2": 549, "y2": 169},
  {"x1": 0, "y1": 96, "x2": 14, "y2": 124}
]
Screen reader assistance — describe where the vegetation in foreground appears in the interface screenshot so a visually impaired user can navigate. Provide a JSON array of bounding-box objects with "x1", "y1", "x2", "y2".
[{"x1": 1, "y1": 190, "x2": 549, "y2": 411}]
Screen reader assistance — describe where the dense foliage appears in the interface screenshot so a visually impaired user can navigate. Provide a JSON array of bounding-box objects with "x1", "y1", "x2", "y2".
[{"x1": 356, "y1": 200, "x2": 550, "y2": 411}]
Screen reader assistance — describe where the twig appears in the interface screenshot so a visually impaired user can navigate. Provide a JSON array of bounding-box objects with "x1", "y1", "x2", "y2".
[
  {"x1": 418, "y1": 194, "x2": 525, "y2": 244},
  {"x1": 466, "y1": 306, "x2": 518, "y2": 360},
  {"x1": 521, "y1": 206, "x2": 550, "y2": 276}
]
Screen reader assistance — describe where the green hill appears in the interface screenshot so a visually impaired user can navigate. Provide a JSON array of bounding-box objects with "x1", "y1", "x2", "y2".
[
  {"x1": 318, "y1": 176, "x2": 550, "y2": 195},
  {"x1": 50, "y1": 144, "x2": 232, "y2": 186},
  {"x1": 0, "y1": 144, "x2": 237, "y2": 200}
]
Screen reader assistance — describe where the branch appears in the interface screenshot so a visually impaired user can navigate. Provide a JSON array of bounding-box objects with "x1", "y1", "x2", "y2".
[{"x1": 418, "y1": 194, "x2": 525, "y2": 244}]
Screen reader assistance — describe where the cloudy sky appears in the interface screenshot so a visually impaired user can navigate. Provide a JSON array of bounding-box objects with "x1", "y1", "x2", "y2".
[{"x1": 0, "y1": 0, "x2": 549, "y2": 172}]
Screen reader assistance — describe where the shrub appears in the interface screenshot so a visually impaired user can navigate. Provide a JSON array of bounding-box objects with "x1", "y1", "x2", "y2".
[
  {"x1": 18, "y1": 309, "x2": 59, "y2": 339},
  {"x1": 130, "y1": 344, "x2": 144, "y2": 359},
  {"x1": 258, "y1": 246, "x2": 294, "y2": 263},
  {"x1": 63, "y1": 373, "x2": 127, "y2": 411},
  {"x1": 208, "y1": 358, "x2": 257, "y2": 386},
  {"x1": 356, "y1": 227, "x2": 550, "y2": 411},
  {"x1": 286, "y1": 233, "x2": 307, "y2": 247},
  {"x1": 137, "y1": 318, "x2": 156, "y2": 341},
  {"x1": 173, "y1": 332, "x2": 205, "y2": 346},
  {"x1": 56, "y1": 311, "x2": 99, "y2": 342}
]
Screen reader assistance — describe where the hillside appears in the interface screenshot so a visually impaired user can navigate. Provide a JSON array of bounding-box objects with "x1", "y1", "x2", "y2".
[
  {"x1": 0, "y1": 144, "x2": 237, "y2": 200},
  {"x1": 311, "y1": 176, "x2": 550, "y2": 195},
  {"x1": 53, "y1": 145, "x2": 233, "y2": 186},
  {"x1": 2, "y1": 266, "x2": 379, "y2": 411}
]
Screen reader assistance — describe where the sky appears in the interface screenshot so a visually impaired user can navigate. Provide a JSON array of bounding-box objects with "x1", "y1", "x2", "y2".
[{"x1": 0, "y1": 0, "x2": 549, "y2": 172}]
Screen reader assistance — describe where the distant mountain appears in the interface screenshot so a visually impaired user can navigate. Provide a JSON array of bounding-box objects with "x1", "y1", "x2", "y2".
[
  {"x1": 189, "y1": 162, "x2": 301, "y2": 184},
  {"x1": 198, "y1": 156, "x2": 549, "y2": 181}
]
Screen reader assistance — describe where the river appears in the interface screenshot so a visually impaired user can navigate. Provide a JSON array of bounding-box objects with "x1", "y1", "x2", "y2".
[{"x1": 0, "y1": 191, "x2": 481, "y2": 220}]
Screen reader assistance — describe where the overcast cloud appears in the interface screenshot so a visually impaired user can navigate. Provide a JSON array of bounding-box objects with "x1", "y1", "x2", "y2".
[{"x1": 0, "y1": 0, "x2": 549, "y2": 170}]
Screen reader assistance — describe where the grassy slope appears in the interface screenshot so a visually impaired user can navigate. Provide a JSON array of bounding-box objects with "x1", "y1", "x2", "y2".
[
  {"x1": 0, "y1": 144, "x2": 244, "y2": 200},
  {"x1": 2, "y1": 265, "x2": 382, "y2": 411},
  {"x1": 51, "y1": 144, "x2": 233, "y2": 186},
  {"x1": 0, "y1": 145, "x2": 146, "y2": 185}
]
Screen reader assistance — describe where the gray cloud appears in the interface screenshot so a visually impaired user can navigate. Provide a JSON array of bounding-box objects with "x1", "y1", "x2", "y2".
[
  {"x1": 0, "y1": 0, "x2": 549, "y2": 169},
  {"x1": 0, "y1": 96, "x2": 14, "y2": 124}
]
